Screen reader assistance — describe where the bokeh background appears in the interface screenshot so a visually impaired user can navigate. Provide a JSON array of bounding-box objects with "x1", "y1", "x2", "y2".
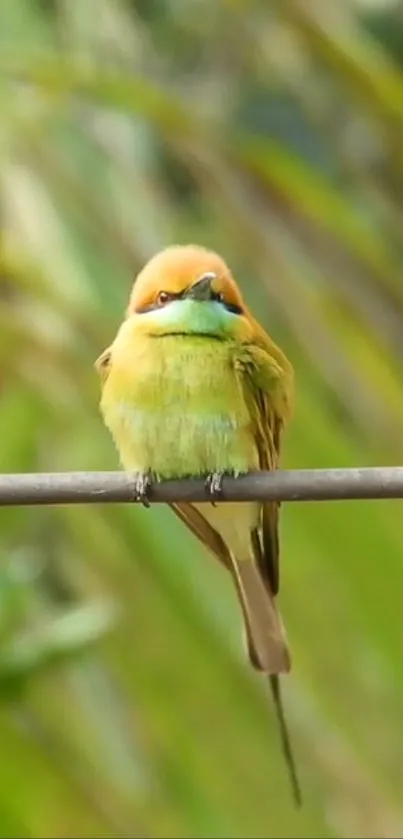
[{"x1": 1, "y1": 0, "x2": 403, "y2": 836}]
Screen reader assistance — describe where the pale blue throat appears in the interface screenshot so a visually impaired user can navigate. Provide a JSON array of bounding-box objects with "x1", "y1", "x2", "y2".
[{"x1": 138, "y1": 298, "x2": 238, "y2": 337}]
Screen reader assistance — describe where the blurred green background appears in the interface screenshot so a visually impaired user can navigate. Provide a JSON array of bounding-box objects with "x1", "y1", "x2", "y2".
[{"x1": 1, "y1": 0, "x2": 403, "y2": 836}]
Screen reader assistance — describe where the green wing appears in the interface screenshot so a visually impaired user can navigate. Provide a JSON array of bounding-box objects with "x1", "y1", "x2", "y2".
[{"x1": 236, "y1": 343, "x2": 293, "y2": 596}]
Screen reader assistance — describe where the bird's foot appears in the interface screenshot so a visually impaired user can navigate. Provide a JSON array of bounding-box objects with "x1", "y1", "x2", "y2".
[
  {"x1": 205, "y1": 471, "x2": 225, "y2": 507},
  {"x1": 134, "y1": 471, "x2": 153, "y2": 508}
]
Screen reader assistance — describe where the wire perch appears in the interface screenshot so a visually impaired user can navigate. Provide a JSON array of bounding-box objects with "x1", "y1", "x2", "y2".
[{"x1": 0, "y1": 467, "x2": 403, "y2": 506}]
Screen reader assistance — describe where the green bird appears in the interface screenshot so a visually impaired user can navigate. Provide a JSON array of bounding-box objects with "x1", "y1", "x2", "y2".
[{"x1": 96, "y1": 244, "x2": 300, "y2": 804}]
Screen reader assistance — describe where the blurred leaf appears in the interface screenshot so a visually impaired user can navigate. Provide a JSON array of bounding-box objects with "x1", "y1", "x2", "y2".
[{"x1": 1, "y1": 0, "x2": 403, "y2": 837}]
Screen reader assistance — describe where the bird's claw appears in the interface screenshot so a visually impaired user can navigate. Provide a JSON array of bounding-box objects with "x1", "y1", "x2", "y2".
[
  {"x1": 205, "y1": 472, "x2": 224, "y2": 506},
  {"x1": 134, "y1": 472, "x2": 153, "y2": 508}
]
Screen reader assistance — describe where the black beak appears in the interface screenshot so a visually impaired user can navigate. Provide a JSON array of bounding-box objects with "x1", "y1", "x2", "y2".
[{"x1": 185, "y1": 272, "x2": 217, "y2": 301}]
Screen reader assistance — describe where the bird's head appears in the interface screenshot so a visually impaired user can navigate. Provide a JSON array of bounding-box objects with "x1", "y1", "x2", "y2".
[{"x1": 125, "y1": 245, "x2": 251, "y2": 340}]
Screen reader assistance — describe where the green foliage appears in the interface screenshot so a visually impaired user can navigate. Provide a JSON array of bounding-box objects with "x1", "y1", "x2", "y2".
[{"x1": 1, "y1": 0, "x2": 403, "y2": 835}]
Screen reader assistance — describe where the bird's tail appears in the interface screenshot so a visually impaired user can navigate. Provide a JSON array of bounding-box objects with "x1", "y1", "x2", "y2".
[
  {"x1": 229, "y1": 554, "x2": 290, "y2": 675},
  {"x1": 229, "y1": 554, "x2": 301, "y2": 807},
  {"x1": 269, "y1": 674, "x2": 301, "y2": 807}
]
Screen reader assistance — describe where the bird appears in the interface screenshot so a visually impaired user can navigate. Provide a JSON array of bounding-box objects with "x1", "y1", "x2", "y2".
[{"x1": 95, "y1": 244, "x2": 300, "y2": 804}]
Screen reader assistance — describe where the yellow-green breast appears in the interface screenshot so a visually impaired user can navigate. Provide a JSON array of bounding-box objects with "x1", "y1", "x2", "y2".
[{"x1": 101, "y1": 332, "x2": 260, "y2": 480}]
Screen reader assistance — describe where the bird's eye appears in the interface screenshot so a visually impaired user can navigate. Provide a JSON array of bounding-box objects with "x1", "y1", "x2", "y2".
[
  {"x1": 157, "y1": 291, "x2": 171, "y2": 306},
  {"x1": 212, "y1": 290, "x2": 224, "y2": 303}
]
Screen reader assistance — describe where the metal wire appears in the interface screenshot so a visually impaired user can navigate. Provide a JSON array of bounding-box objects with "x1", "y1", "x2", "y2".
[{"x1": 1, "y1": 467, "x2": 403, "y2": 506}]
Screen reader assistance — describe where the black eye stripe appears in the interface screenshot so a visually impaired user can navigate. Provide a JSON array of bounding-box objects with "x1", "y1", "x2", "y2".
[
  {"x1": 210, "y1": 290, "x2": 243, "y2": 314},
  {"x1": 135, "y1": 290, "x2": 184, "y2": 314},
  {"x1": 222, "y1": 301, "x2": 243, "y2": 315},
  {"x1": 210, "y1": 290, "x2": 223, "y2": 303},
  {"x1": 135, "y1": 289, "x2": 243, "y2": 315}
]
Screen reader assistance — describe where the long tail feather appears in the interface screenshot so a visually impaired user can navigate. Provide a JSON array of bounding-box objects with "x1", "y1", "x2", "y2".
[
  {"x1": 171, "y1": 504, "x2": 301, "y2": 804},
  {"x1": 228, "y1": 552, "x2": 301, "y2": 806},
  {"x1": 269, "y1": 675, "x2": 302, "y2": 807}
]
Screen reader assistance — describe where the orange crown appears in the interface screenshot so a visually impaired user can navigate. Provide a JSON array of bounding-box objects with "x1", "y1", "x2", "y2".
[{"x1": 127, "y1": 244, "x2": 245, "y2": 315}]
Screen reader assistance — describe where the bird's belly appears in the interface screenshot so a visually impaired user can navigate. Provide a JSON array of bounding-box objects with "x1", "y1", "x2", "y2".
[{"x1": 102, "y1": 337, "x2": 260, "y2": 479}]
